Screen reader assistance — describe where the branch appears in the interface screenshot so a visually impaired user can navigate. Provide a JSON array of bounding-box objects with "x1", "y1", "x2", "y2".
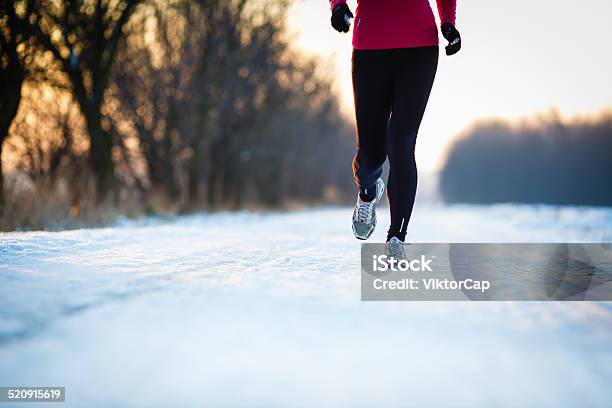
[
  {"x1": 110, "y1": 119, "x2": 146, "y2": 194},
  {"x1": 97, "y1": 0, "x2": 141, "y2": 95},
  {"x1": 28, "y1": 15, "x2": 66, "y2": 68}
]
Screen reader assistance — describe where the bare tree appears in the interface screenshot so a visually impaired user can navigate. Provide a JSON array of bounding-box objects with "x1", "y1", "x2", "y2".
[
  {"x1": 109, "y1": 0, "x2": 355, "y2": 211},
  {"x1": 440, "y1": 111, "x2": 612, "y2": 206},
  {"x1": 4, "y1": 85, "x2": 88, "y2": 206},
  {"x1": 0, "y1": 0, "x2": 39, "y2": 200},
  {"x1": 27, "y1": 0, "x2": 143, "y2": 200}
]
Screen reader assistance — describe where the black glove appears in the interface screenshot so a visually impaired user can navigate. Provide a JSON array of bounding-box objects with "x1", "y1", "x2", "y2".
[
  {"x1": 441, "y1": 23, "x2": 461, "y2": 56},
  {"x1": 331, "y1": 4, "x2": 353, "y2": 33}
]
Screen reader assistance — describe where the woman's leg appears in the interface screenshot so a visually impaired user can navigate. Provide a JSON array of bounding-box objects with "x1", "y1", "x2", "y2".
[
  {"x1": 352, "y1": 49, "x2": 394, "y2": 200},
  {"x1": 386, "y1": 46, "x2": 438, "y2": 241}
]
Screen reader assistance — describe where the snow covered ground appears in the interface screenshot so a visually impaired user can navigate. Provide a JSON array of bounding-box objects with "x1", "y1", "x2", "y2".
[{"x1": 1, "y1": 203, "x2": 612, "y2": 407}]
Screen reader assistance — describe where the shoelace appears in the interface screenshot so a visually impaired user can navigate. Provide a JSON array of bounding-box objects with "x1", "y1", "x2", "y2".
[{"x1": 355, "y1": 200, "x2": 375, "y2": 222}]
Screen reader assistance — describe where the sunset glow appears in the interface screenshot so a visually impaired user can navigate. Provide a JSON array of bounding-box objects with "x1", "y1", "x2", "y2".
[{"x1": 291, "y1": 0, "x2": 612, "y2": 171}]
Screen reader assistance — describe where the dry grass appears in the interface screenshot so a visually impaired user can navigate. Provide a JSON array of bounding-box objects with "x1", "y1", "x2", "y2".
[{"x1": 0, "y1": 172, "x2": 141, "y2": 232}]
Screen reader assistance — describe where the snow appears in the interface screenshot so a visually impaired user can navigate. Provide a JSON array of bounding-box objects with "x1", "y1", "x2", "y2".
[{"x1": 1, "y1": 203, "x2": 612, "y2": 407}]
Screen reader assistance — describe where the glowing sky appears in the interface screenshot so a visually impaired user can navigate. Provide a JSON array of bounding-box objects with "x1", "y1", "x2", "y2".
[{"x1": 290, "y1": 0, "x2": 612, "y2": 171}]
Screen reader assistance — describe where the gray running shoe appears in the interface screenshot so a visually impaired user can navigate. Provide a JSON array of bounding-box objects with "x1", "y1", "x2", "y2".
[
  {"x1": 352, "y1": 178, "x2": 385, "y2": 240},
  {"x1": 385, "y1": 236, "x2": 407, "y2": 260}
]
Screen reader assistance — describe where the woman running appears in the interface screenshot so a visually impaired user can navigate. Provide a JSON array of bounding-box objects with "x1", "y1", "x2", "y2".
[{"x1": 329, "y1": 0, "x2": 461, "y2": 255}]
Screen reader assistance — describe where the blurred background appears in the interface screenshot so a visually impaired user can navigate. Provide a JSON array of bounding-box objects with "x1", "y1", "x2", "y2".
[
  {"x1": 0, "y1": 0, "x2": 611, "y2": 231},
  {"x1": 1, "y1": 2, "x2": 612, "y2": 406}
]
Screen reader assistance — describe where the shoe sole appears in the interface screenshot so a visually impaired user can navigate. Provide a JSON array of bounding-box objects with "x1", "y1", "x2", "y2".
[{"x1": 352, "y1": 216, "x2": 376, "y2": 240}]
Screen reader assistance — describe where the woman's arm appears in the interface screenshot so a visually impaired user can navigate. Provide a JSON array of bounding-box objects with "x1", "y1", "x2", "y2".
[
  {"x1": 437, "y1": 1, "x2": 460, "y2": 55},
  {"x1": 436, "y1": 0, "x2": 456, "y2": 25}
]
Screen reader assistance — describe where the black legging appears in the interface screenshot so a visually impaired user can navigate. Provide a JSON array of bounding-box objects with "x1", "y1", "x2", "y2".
[{"x1": 352, "y1": 46, "x2": 438, "y2": 242}]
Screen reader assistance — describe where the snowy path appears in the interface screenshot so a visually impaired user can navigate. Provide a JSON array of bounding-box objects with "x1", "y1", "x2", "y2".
[{"x1": 1, "y1": 204, "x2": 612, "y2": 407}]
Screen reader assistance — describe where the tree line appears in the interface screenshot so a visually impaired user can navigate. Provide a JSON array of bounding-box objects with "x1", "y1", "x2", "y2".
[
  {"x1": 440, "y1": 110, "x2": 612, "y2": 206},
  {"x1": 0, "y1": 0, "x2": 355, "y2": 228}
]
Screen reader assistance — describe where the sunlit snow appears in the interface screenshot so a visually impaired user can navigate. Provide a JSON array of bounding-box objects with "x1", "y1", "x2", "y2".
[{"x1": 1, "y1": 203, "x2": 611, "y2": 406}]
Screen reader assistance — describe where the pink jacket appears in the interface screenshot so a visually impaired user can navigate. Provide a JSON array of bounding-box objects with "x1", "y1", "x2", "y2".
[{"x1": 329, "y1": 0, "x2": 456, "y2": 50}]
